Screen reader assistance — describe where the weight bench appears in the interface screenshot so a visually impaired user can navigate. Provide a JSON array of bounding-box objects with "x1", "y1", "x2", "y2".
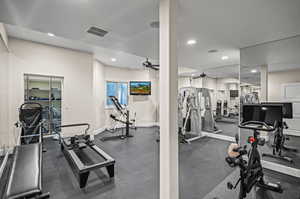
[{"x1": 6, "y1": 143, "x2": 49, "y2": 199}]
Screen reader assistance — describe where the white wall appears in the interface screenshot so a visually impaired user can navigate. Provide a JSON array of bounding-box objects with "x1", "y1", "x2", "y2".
[
  {"x1": 268, "y1": 68, "x2": 300, "y2": 132},
  {"x1": 0, "y1": 37, "x2": 160, "y2": 147},
  {"x1": 0, "y1": 23, "x2": 8, "y2": 49},
  {"x1": 178, "y1": 76, "x2": 239, "y2": 111},
  {"x1": 0, "y1": 32, "x2": 9, "y2": 149},
  {"x1": 102, "y1": 66, "x2": 159, "y2": 127},
  {"x1": 268, "y1": 68, "x2": 300, "y2": 101},
  {"x1": 93, "y1": 60, "x2": 106, "y2": 131},
  {"x1": 178, "y1": 76, "x2": 217, "y2": 89},
  {"x1": 6, "y1": 38, "x2": 94, "y2": 144}
]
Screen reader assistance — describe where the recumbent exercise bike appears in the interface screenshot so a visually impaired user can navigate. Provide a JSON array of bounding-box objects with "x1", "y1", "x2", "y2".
[{"x1": 225, "y1": 104, "x2": 284, "y2": 199}]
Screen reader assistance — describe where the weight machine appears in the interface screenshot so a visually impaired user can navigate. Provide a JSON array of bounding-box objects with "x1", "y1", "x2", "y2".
[{"x1": 179, "y1": 87, "x2": 221, "y2": 143}]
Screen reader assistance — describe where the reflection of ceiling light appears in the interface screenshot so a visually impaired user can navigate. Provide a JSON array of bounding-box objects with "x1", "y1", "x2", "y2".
[
  {"x1": 47, "y1": 33, "x2": 55, "y2": 37},
  {"x1": 111, "y1": 58, "x2": 117, "y2": 62},
  {"x1": 221, "y1": 56, "x2": 229, "y2": 60},
  {"x1": 187, "y1": 39, "x2": 197, "y2": 45},
  {"x1": 251, "y1": 69, "x2": 257, "y2": 73}
]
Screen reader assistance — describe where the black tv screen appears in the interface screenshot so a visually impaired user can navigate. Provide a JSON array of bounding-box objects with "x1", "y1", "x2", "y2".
[
  {"x1": 130, "y1": 81, "x2": 151, "y2": 95},
  {"x1": 242, "y1": 104, "x2": 283, "y2": 127},
  {"x1": 230, "y1": 90, "x2": 239, "y2": 98}
]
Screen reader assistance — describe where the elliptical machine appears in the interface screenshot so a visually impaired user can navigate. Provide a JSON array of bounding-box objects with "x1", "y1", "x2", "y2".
[{"x1": 226, "y1": 104, "x2": 284, "y2": 199}]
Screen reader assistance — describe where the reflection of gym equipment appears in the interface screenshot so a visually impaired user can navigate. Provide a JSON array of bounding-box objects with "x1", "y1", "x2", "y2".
[
  {"x1": 5, "y1": 102, "x2": 50, "y2": 199},
  {"x1": 59, "y1": 123, "x2": 115, "y2": 188},
  {"x1": 215, "y1": 100, "x2": 238, "y2": 124},
  {"x1": 101, "y1": 96, "x2": 136, "y2": 141},
  {"x1": 179, "y1": 87, "x2": 221, "y2": 143},
  {"x1": 240, "y1": 92, "x2": 259, "y2": 104},
  {"x1": 226, "y1": 104, "x2": 283, "y2": 199},
  {"x1": 261, "y1": 102, "x2": 298, "y2": 163}
]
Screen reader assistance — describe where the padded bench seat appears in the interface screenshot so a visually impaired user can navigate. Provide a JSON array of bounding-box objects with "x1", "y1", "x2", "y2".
[{"x1": 6, "y1": 143, "x2": 42, "y2": 199}]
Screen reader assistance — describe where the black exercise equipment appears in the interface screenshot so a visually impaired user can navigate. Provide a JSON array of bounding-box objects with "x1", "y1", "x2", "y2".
[
  {"x1": 59, "y1": 123, "x2": 115, "y2": 188},
  {"x1": 261, "y1": 102, "x2": 298, "y2": 163},
  {"x1": 18, "y1": 102, "x2": 43, "y2": 144},
  {"x1": 101, "y1": 96, "x2": 136, "y2": 141},
  {"x1": 225, "y1": 104, "x2": 283, "y2": 199},
  {"x1": 5, "y1": 102, "x2": 50, "y2": 199}
]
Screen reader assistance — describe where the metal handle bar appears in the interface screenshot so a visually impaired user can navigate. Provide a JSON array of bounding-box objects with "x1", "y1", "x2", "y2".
[{"x1": 239, "y1": 121, "x2": 275, "y2": 132}]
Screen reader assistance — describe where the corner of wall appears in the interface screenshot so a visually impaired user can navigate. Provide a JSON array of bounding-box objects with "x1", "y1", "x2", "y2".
[{"x1": 0, "y1": 23, "x2": 9, "y2": 51}]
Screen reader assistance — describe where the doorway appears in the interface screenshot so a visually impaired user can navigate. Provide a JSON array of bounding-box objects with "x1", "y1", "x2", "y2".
[{"x1": 24, "y1": 74, "x2": 63, "y2": 134}]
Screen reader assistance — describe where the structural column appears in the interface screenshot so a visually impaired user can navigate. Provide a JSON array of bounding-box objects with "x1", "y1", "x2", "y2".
[
  {"x1": 260, "y1": 65, "x2": 268, "y2": 102},
  {"x1": 159, "y1": 0, "x2": 178, "y2": 199}
]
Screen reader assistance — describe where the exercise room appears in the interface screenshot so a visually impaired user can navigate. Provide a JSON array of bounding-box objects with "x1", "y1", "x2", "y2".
[{"x1": 0, "y1": 1, "x2": 300, "y2": 199}]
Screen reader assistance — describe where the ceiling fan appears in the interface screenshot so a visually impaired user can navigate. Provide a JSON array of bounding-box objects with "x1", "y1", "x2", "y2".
[
  {"x1": 192, "y1": 72, "x2": 207, "y2": 79},
  {"x1": 142, "y1": 58, "x2": 159, "y2": 71}
]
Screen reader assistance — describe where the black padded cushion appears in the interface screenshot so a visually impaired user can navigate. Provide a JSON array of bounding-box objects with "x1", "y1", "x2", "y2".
[{"x1": 6, "y1": 143, "x2": 42, "y2": 199}]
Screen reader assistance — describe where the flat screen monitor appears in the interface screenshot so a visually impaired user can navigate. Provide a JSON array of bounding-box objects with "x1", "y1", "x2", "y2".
[
  {"x1": 230, "y1": 90, "x2": 239, "y2": 98},
  {"x1": 130, "y1": 81, "x2": 151, "y2": 95},
  {"x1": 242, "y1": 105, "x2": 261, "y2": 123},
  {"x1": 261, "y1": 102, "x2": 293, "y2": 119},
  {"x1": 242, "y1": 104, "x2": 283, "y2": 127}
]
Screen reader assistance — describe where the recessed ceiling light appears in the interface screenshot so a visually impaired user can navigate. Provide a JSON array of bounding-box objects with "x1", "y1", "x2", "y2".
[
  {"x1": 221, "y1": 56, "x2": 229, "y2": 60},
  {"x1": 111, "y1": 58, "x2": 117, "y2": 62},
  {"x1": 47, "y1": 33, "x2": 55, "y2": 37},
  {"x1": 187, "y1": 39, "x2": 197, "y2": 45},
  {"x1": 251, "y1": 69, "x2": 257, "y2": 73}
]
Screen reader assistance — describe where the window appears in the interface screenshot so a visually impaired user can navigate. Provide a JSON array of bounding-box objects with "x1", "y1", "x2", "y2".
[{"x1": 106, "y1": 81, "x2": 128, "y2": 106}]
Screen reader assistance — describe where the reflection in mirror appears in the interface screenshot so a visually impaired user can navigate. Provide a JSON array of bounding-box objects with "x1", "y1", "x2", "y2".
[
  {"x1": 240, "y1": 35, "x2": 300, "y2": 197},
  {"x1": 178, "y1": 64, "x2": 240, "y2": 198}
]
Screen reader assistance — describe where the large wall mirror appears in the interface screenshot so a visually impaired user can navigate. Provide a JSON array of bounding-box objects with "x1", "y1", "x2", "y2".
[{"x1": 240, "y1": 36, "x2": 300, "y2": 176}]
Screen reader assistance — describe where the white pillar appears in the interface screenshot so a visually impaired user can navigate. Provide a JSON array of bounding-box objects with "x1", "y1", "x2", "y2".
[
  {"x1": 260, "y1": 65, "x2": 268, "y2": 102},
  {"x1": 159, "y1": 0, "x2": 178, "y2": 199}
]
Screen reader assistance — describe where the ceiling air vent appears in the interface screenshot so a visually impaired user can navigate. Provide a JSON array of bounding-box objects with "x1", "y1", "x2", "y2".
[{"x1": 87, "y1": 26, "x2": 108, "y2": 37}]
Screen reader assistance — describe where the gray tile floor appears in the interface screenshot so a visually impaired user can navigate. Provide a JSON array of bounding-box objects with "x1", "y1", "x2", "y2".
[
  {"x1": 2, "y1": 126, "x2": 299, "y2": 199},
  {"x1": 203, "y1": 168, "x2": 300, "y2": 199},
  {"x1": 216, "y1": 121, "x2": 239, "y2": 137},
  {"x1": 41, "y1": 127, "x2": 234, "y2": 199}
]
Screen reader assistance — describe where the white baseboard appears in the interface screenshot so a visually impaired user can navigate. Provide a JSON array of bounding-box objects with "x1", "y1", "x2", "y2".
[
  {"x1": 202, "y1": 132, "x2": 236, "y2": 142},
  {"x1": 262, "y1": 160, "x2": 300, "y2": 178},
  {"x1": 285, "y1": 129, "x2": 300, "y2": 137},
  {"x1": 93, "y1": 122, "x2": 159, "y2": 136},
  {"x1": 0, "y1": 147, "x2": 14, "y2": 156}
]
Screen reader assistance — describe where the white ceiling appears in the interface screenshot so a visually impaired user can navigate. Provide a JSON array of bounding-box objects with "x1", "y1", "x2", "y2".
[
  {"x1": 240, "y1": 35, "x2": 300, "y2": 85},
  {"x1": 1, "y1": 0, "x2": 300, "y2": 73}
]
